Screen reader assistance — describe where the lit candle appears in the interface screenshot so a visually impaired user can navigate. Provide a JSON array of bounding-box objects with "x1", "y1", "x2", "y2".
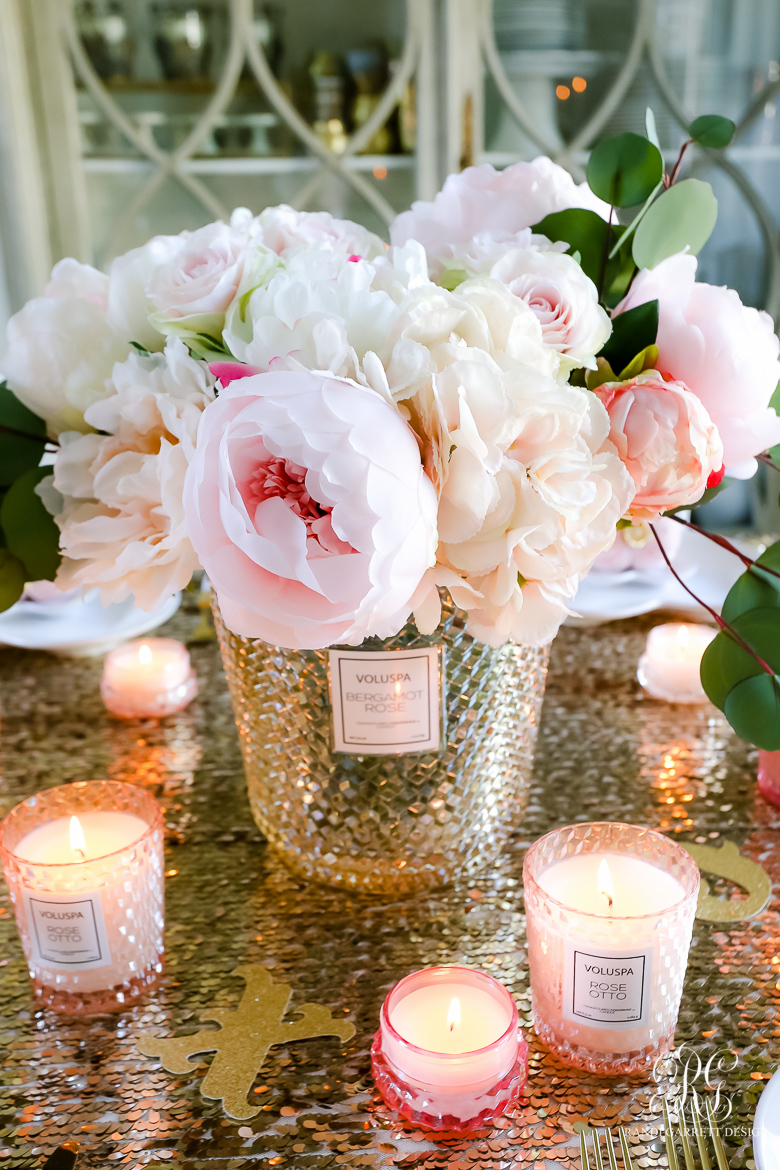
[
  {"x1": 637, "y1": 622, "x2": 716, "y2": 703},
  {"x1": 0, "y1": 781, "x2": 165, "y2": 1013},
  {"x1": 101, "y1": 637, "x2": 197, "y2": 718},
  {"x1": 371, "y1": 966, "x2": 528, "y2": 1132},
  {"x1": 524, "y1": 822, "x2": 699, "y2": 1075}
]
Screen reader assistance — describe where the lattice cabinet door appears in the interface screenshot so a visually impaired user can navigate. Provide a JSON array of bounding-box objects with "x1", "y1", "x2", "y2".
[{"x1": 2, "y1": 0, "x2": 449, "y2": 277}]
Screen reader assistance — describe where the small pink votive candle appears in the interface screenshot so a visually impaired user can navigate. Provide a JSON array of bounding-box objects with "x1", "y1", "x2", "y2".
[
  {"x1": 371, "y1": 966, "x2": 528, "y2": 1132},
  {"x1": 637, "y1": 622, "x2": 716, "y2": 703},
  {"x1": 101, "y1": 637, "x2": 197, "y2": 718},
  {"x1": 524, "y1": 823, "x2": 700, "y2": 1076},
  {"x1": 0, "y1": 780, "x2": 164, "y2": 1013},
  {"x1": 758, "y1": 750, "x2": 780, "y2": 807}
]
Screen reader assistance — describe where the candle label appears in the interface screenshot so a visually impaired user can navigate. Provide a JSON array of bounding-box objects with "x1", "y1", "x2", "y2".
[
  {"x1": 328, "y1": 647, "x2": 443, "y2": 755},
  {"x1": 23, "y1": 889, "x2": 112, "y2": 971},
  {"x1": 563, "y1": 941, "x2": 653, "y2": 1028}
]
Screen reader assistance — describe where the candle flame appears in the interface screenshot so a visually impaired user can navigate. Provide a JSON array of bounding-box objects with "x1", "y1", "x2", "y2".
[
  {"x1": 598, "y1": 858, "x2": 615, "y2": 911},
  {"x1": 138, "y1": 643, "x2": 153, "y2": 665},
  {"x1": 447, "y1": 996, "x2": 461, "y2": 1033},
  {"x1": 69, "y1": 815, "x2": 86, "y2": 859},
  {"x1": 676, "y1": 624, "x2": 689, "y2": 650},
  {"x1": 395, "y1": 680, "x2": 401, "y2": 696}
]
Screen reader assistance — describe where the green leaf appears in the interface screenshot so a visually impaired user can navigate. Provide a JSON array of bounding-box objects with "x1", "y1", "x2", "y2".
[
  {"x1": 600, "y1": 300, "x2": 659, "y2": 375},
  {"x1": 586, "y1": 132, "x2": 664, "y2": 208},
  {"x1": 618, "y1": 343, "x2": 659, "y2": 381},
  {"x1": 632, "y1": 178, "x2": 718, "y2": 270},
  {"x1": 689, "y1": 114, "x2": 736, "y2": 149},
  {"x1": 645, "y1": 107, "x2": 660, "y2": 151},
  {"x1": 0, "y1": 382, "x2": 46, "y2": 438},
  {"x1": 0, "y1": 549, "x2": 25, "y2": 612},
  {"x1": 701, "y1": 630, "x2": 761, "y2": 711},
  {"x1": 724, "y1": 673, "x2": 780, "y2": 749},
  {"x1": 0, "y1": 468, "x2": 61, "y2": 581},
  {"x1": 585, "y1": 357, "x2": 618, "y2": 391},
  {"x1": 532, "y1": 209, "x2": 634, "y2": 304},
  {"x1": 439, "y1": 268, "x2": 469, "y2": 291},
  {"x1": 722, "y1": 566, "x2": 780, "y2": 624}
]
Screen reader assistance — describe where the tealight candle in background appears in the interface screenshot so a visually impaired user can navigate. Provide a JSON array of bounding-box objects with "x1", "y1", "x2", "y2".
[
  {"x1": 637, "y1": 622, "x2": 716, "y2": 703},
  {"x1": 0, "y1": 780, "x2": 164, "y2": 1013},
  {"x1": 371, "y1": 966, "x2": 527, "y2": 1132},
  {"x1": 101, "y1": 637, "x2": 197, "y2": 718},
  {"x1": 524, "y1": 822, "x2": 699, "y2": 1075}
]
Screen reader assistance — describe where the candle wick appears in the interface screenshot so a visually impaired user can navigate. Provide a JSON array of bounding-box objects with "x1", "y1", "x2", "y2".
[
  {"x1": 605, "y1": 893, "x2": 613, "y2": 910},
  {"x1": 449, "y1": 1021, "x2": 454, "y2": 1032}
]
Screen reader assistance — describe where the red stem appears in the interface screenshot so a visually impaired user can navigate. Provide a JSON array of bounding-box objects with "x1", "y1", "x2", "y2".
[
  {"x1": 668, "y1": 138, "x2": 692, "y2": 186},
  {"x1": 649, "y1": 523, "x2": 775, "y2": 676},
  {"x1": 667, "y1": 513, "x2": 780, "y2": 583}
]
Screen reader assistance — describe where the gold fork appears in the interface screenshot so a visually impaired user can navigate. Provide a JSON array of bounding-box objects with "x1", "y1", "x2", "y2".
[
  {"x1": 579, "y1": 1126, "x2": 635, "y2": 1169},
  {"x1": 662, "y1": 1097, "x2": 732, "y2": 1170}
]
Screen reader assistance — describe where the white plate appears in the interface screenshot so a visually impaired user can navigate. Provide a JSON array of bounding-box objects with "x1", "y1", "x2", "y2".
[
  {"x1": 0, "y1": 591, "x2": 181, "y2": 657},
  {"x1": 754, "y1": 1066, "x2": 780, "y2": 1170},
  {"x1": 569, "y1": 524, "x2": 752, "y2": 626}
]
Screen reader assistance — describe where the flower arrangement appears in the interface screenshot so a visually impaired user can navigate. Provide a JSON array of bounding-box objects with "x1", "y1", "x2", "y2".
[{"x1": 2, "y1": 115, "x2": 780, "y2": 748}]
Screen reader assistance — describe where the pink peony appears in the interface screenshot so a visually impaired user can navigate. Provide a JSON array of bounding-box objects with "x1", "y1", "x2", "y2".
[
  {"x1": 617, "y1": 253, "x2": 780, "y2": 477},
  {"x1": 390, "y1": 157, "x2": 609, "y2": 272},
  {"x1": 593, "y1": 370, "x2": 723, "y2": 520},
  {"x1": 184, "y1": 370, "x2": 437, "y2": 649}
]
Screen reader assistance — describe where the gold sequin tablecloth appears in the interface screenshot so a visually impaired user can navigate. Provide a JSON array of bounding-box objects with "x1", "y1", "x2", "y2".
[{"x1": 0, "y1": 601, "x2": 777, "y2": 1170}]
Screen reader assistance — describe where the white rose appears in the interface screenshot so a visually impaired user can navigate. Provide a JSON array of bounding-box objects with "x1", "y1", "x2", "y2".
[
  {"x1": 0, "y1": 259, "x2": 130, "y2": 434},
  {"x1": 53, "y1": 339, "x2": 215, "y2": 609},
  {"x1": 489, "y1": 248, "x2": 611, "y2": 371},
  {"x1": 390, "y1": 157, "x2": 609, "y2": 277}
]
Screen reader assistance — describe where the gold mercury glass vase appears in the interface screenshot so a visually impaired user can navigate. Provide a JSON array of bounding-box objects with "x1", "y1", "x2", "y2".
[{"x1": 214, "y1": 598, "x2": 550, "y2": 894}]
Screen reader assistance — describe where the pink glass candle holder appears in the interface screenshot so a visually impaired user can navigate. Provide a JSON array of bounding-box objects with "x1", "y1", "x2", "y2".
[
  {"x1": 0, "y1": 780, "x2": 165, "y2": 1013},
  {"x1": 524, "y1": 822, "x2": 699, "y2": 1076},
  {"x1": 101, "y1": 638, "x2": 197, "y2": 718},
  {"x1": 371, "y1": 966, "x2": 528, "y2": 1132},
  {"x1": 758, "y1": 750, "x2": 780, "y2": 808}
]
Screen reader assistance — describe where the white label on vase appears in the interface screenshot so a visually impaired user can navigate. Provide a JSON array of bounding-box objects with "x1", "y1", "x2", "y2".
[
  {"x1": 23, "y1": 888, "x2": 112, "y2": 971},
  {"x1": 328, "y1": 646, "x2": 442, "y2": 754},
  {"x1": 562, "y1": 941, "x2": 653, "y2": 1028}
]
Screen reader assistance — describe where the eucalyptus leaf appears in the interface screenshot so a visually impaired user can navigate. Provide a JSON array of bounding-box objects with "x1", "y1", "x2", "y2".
[
  {"x1": 0, "y1": 549, "x2": 25, "y2": 612},
  {"x1": 0, "y1": 382, "x2": 46, "y2": 438},
  {"x1": 632, "y1": 179, "x2": 718, "y2": 270},
  {"x1": 0, "y1": 384, "x2": 47, "y2": 484},
  {"x1": 0, "y1": 467, "x2": 61, "y2": 581},
  {"x1": 586, "y1": 132, "x2": 663, "y2": 208},
  {"x1": 599, "y1": 300, "x2": 659, "y2": 375},
  {"x1": 532, "y1": 209, "x2": 634, "y2": 304},
  {"x1": 700, "y1": 629, "x2": 762, "y2": 711},
  {"x1": 722, "y1": 567, "x2": 780, "y2": 624},
  {"x1": 724, "y1": 673, "x2": 780, "y2": 750},
  {"x1": 645, "y1": 107, "x2": 660, "y2": 151},
  {"x1": 689, "y1": 114, "x2": 736, "y2": 149}
]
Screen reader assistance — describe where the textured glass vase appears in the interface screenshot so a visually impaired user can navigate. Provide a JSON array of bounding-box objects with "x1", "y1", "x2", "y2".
[{"x1": 214, "y1": 599, "x2": 550, "y2": 894}]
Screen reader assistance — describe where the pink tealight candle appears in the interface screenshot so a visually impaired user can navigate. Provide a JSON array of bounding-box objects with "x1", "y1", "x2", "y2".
[
  {"x1": 101, "y1": 637, "x2": 197, "y2": 718},
  {"x1": 637, "y1": 622, "x2": 716, "y2": 703},
  {"x1": 371, "y1": 966, "x2": 527, "y2": 1132}
]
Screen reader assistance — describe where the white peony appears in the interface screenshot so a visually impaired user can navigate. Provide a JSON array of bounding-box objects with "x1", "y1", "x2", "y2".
[
  {"x1": 390, "y1": 157, "x2": 609, "y2": 276},
  {"x1": 248, "y1": 203, "x2": 386, "y2": 259},
  {"x1": 436, "y1": 385, "x2": 634, "y2": 644},
  {"x1": 53, "y1": 339, "x2": 215, "y2": 609},
  {"x1": 0, "y1": 259, "x2": 131, "y2": 435}
]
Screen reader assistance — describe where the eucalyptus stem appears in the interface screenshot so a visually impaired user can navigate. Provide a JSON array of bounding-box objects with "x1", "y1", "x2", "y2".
[
  {"x1": 667, "y1": 513, "x2": 780, "y2": 583},
  {"x1": 668, "y1": 138, "x2": 692, "y2": 186},
  {"x1": 649, "y1": 522, "x2": 775, "y2": 676}
]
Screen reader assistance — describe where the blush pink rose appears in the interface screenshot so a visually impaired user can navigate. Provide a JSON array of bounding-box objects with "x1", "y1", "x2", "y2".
[
  {"x1": 390, "y1": 157, "x2": 609, "y2": 269},
  {"x1": 593, "y1": 370, "x2": 723, "y2": 520},
  {"x1": 616, "y1": 253, "x2": 780, "y2": 478},
  {"x1": 184, "y1": 370, "x2": 437, "y2": 649}
]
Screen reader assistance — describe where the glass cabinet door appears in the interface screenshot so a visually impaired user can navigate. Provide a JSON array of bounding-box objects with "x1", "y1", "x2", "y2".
[
  {"x1": 63, "y1": 0, "x2": 434, "y2": 266},
  {"x1": 481, "y1": 0, "x2": 780, "y2": 317}
]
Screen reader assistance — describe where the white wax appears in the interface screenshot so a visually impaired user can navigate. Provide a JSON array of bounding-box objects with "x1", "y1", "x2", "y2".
[
  {"x1": 103, "y1": 638, "x2": 190, "y2": 697},
  {"x1": 15, "y1": 811, "x2": 148, "y2": 864},
  {"x1": 640, "y1": 623, "x2": 715, "y2": 701},
  {"x1": 538, "y1": 853, "x2": 684, "y2": 917},
  {"x1": 390, "y1": 982, "x2": 509, "y2": 1055}
]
